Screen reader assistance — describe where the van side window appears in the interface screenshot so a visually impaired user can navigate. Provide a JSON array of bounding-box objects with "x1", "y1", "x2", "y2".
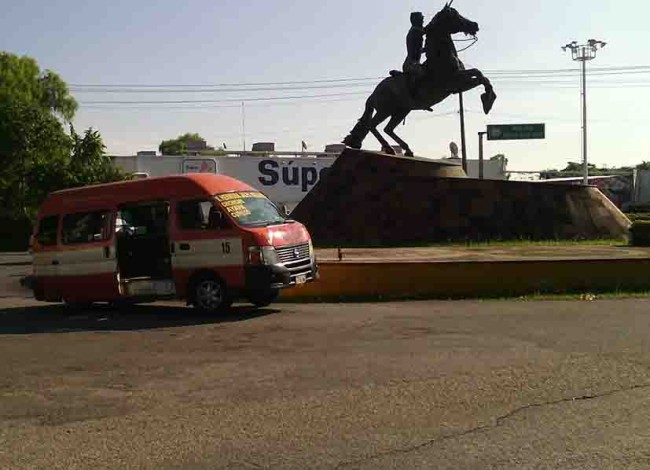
[
  {"x1": 36, "y1": 216, "x2": 59, "y2": 246},
  {"x1": 177, "y1": 200, "x2": 213, "y2": 230},
  {"x1": 62, "y1": 211, "x2": 111, "y2": 245},
  {"x1": 117, "y1": 203, "x2": 169, "y2": 237}
]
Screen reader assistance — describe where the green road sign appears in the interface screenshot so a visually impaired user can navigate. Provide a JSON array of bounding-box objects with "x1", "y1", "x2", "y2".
[{"x1": 487, "y1": 124, "x2": 545, "y2": 141}]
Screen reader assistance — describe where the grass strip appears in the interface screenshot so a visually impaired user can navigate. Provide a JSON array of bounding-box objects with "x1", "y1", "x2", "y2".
[
  {"x1": 280, "y1": 287, "x2": 650, "y2": 304},
  {"x1": 316, "y1": 238, "x2": 627, "y2": 250}
]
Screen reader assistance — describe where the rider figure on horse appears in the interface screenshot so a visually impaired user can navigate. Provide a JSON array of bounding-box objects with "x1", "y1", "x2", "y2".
[
  {"x1": 403, "y1": 12, "x2": 425, "y2": 78},
  {"x1": 403, "y1": 12, "x2": 432, "y2": 111}
]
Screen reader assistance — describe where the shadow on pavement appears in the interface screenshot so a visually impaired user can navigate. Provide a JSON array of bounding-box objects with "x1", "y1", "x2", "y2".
[{"x1": 0, "y1": 303, "x2": 279, "y2": 335}]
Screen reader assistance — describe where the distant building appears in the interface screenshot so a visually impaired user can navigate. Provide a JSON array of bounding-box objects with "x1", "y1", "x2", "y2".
[
  {"x1": 251, "y1": 142, "x2": 275, "y2": 152},
  {"x1": 446, "y1": 157, "x2": 508, "y2": 180},
  {"x1": 538, "y1": 175, "x2": 633, "y2": 210},
  {"x1": 110, "y1": 143, "x2": 510, "y2": 214},
  {"x1": 324, "y1": 143, "x2": 346, "y2": 154},
  {"x1": 633, "y1": 170, "x2": 650, "y2": 207},
  {"x1": 137, "y1": 150, "x2": 157, "y2": 156}
]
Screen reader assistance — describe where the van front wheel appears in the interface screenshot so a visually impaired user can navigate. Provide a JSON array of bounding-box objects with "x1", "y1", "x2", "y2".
[
  {"x1": 249, "y1": 289, "x2": 279, "y2": 308},
  {"x1": 193, "y1": 276, "x2": 230, "y2": 314}
]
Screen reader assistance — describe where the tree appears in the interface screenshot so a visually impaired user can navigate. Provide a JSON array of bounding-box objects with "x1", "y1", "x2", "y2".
[
  {"x1": 68, "y1": 127, "x2": 126, "y2": 187},
  {"x1": 0, "y1": 99, "x2": 71, "y2": 217},
  {"x1": 0, "y1": 52, "x2": 77, "y2": 219},
  {"x1": 0, "y1": 104, "x2": 127, "y2": 221},
  {"x1": 541, "y1": 161, "x2": 636, "y2": 180},
  {"x1": 563, "y1": 162, "x2": 596, "y2": 172},
  {"x1": 0, "y1": 52, "x2": 78, "y2": 122},
  {"x1": 0, "y1": 52, "x2": 127, "y2": 223},
  {"x1": 159, "y1": 133, "x2": 213, "y2": 155}
]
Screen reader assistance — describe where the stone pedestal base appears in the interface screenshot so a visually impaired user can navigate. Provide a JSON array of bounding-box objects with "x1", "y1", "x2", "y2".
[{"x1": 291, "y1": 149, "x2": 630, "y2": 246}]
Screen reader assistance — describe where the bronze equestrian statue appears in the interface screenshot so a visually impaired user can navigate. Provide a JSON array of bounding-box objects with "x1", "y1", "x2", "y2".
[{"x1": 343, "y1": 2, "x2": 497, "y2": 157}]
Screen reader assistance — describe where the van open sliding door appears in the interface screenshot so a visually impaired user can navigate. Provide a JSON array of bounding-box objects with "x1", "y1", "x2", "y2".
[{"x1": 115, "y1": 201, "x2": 176, "y2": 298}]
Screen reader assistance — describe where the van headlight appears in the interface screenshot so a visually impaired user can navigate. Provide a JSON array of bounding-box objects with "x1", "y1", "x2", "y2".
[{"x1": 248, "y1": 246, "x2": 279, "y2": 265}]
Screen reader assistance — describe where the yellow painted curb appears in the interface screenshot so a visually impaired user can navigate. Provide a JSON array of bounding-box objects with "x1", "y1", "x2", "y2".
[{"x1": 281, "y1": 259, "x2": 650, "y2": 300}]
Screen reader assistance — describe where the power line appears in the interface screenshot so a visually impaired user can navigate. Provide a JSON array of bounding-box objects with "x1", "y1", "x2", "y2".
[
  {"x1": 491, "y1": 78, "x2": 650, "y2": 86},
  {"x1": 81, "y1": 94, "x2": 376, "y2": 110},
  {"x1": 70, "y1": 70, "x2": 650, "y2": 94},
  {"x1": 77, "y1": 81, "x2": 649, "y2": 107},
  {"x1": 70, "y1": 82, "x2": 378, "y2": 94},
  {"x1": 69, "y1": 65, "x2": 650, "y2": 90},
  {"x1": 73, "y1": 64, "x2": 650, "y2": 107},
  {"x1": 70, "y1": 76, "x2": 380, "y2": 89},
  {"x1": 485, "y1": 65, "x2": 650, "y2": 75},
  {"x1": 79, "y1": 91, "x2": 369, "y2": 105}
]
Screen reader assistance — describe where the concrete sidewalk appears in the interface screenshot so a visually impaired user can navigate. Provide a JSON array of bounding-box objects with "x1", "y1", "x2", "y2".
[
  {"x1": 0, "y1": 262, "x2": 31, "y2": 299},
  {"x1": 6, "y1": 244, "x2": 650, "y2": 265},
  {"x1": 0, "y1": 252, "x2": 30, "y2": 266},
  {"x1": 3, "y1": 299, "x2": 650, "y2": 469}
]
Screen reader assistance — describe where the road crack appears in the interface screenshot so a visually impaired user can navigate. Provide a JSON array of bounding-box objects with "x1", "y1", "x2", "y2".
[{"x1": 334, "y1": 382, "x2": 650, "y2": 469}]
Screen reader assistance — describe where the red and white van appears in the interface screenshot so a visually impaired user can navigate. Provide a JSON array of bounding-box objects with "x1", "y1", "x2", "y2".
[{"x1": 30, "y1": 174, "x2": 318, "y2": 313}]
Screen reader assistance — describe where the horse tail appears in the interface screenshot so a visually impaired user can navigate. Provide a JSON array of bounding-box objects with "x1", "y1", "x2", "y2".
[{"x1": 343, "y1": 97, "x2": 375, "y2": 149}]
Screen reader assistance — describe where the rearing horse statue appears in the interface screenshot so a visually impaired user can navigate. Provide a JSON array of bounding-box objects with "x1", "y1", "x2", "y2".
[{"x1": 343, "y1": 2, "x2": 497, "y2": 157}]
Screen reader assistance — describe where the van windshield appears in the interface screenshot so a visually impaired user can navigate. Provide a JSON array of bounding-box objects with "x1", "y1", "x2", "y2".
[{"x1": 215, "y1": 191, "x2": 286, "y2": 227}]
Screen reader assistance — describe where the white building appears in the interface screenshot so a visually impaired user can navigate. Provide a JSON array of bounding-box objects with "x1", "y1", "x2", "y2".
[{"x1": 110, "y1": 145, "x2": 508, "y2": 213}]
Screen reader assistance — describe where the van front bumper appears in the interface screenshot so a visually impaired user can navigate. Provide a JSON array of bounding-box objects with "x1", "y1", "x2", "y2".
[{"x1": 245, "y1": 259, "x2": 319, "y2": 291}]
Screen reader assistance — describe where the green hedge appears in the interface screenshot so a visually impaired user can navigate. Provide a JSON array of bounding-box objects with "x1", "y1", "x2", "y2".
[
  {"x1": 630, "y1": 220, "x2": 650, "y2": 247},
  {"x1": 628, "y1": 204, "x2": 650, "y2": 214},
  {"x1": 627, "y1": 213, "x2": 650, "y2": 222},
  {"x1": 0, "y1": 216, "x2": 33, "y2": 252}
]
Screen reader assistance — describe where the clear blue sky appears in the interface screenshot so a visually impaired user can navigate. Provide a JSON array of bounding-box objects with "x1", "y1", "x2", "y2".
[{"x1": 2, "y1": 0, "x2": 649, "y2": 171}]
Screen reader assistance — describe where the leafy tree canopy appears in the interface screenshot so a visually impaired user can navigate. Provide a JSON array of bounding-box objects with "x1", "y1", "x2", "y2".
[
  {"x1": 540, "y1": 161, "x2": 636, "y2": 179},
  {"x1": 0, "y1": 51, "x2": 78, "y2": 122},
  {"x1": 0, "y1": 99, "x2": 70, "y2": 217},
  {"x1": 159, "y1": 133, "x2": 214, "y2": 155},
  {"x1": 0, "y1": 52, "x2": 127, "y2": 221}
]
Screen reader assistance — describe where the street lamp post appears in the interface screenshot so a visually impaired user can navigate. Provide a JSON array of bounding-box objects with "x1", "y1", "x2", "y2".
[{"x1": 562, "y1": 39, "x2": 606, "y2": 185}]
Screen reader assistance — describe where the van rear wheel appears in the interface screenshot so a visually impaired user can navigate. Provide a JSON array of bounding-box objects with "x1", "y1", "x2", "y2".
[{"x1": 193, "y1": 275, "x2": 231, "y2": 314}]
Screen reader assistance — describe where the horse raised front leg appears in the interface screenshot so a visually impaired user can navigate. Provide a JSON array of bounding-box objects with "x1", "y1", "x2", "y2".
[
  {"x1": 463, "y1": 69, "x2": 489, "y2": 87},
  {"x1": 463, "y1": 68, "x2": 497, "y2": 114}
]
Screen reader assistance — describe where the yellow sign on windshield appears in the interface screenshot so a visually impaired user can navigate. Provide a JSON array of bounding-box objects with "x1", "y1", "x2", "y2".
[
  {"x1": 216, "y1": 192, "x2": 266, "y2": 219},
  {"x1": 216, "y1": 192, "x2": 265, "y2": 202}
]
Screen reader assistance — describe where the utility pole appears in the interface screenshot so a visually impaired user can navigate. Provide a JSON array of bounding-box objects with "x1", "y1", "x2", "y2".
[
  {"x1": 478, "y1": 131, "x2": 487, "y2": 180},
  {"x1": 459, "y1": 93, "x2": 467, "y2": 174},
  {"x1": 241, "y1": 102, "x2": 247, "y2": 152},
  {"x1": 562, "y1": 39, "x2": 606, "y2": 185}
]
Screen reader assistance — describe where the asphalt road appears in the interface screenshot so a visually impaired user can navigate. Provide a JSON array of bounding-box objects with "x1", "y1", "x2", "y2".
[
  {"x1": 0, "y1": 255, "x2": 650, "y2": 469},
  {"x1": 2, "y1": 263, "x2": 650, "y2": 468}
]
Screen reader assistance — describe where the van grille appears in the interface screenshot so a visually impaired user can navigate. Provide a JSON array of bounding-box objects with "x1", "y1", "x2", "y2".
[{"x1": 276, "y1": 243, "x2": 310, "y2": 264}]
